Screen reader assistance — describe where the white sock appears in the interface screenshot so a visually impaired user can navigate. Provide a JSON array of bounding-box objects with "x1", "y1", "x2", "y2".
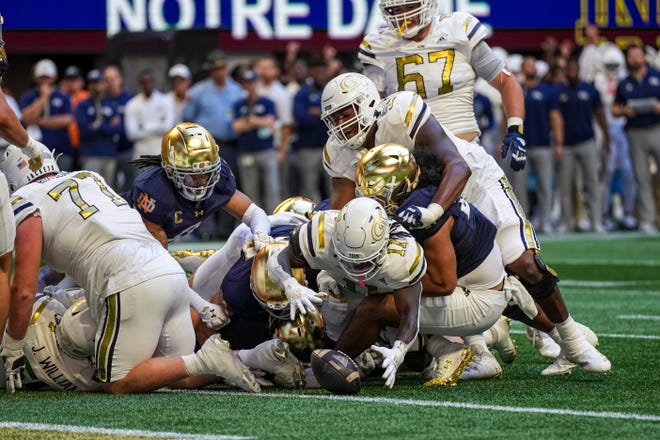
[
  {"x1": 463, "y1": 334, "x2": 488, "y2": 352},
  {"x1": 547, "y1": 328, "x2": 561, "y2": 344},
  {"x1": 555, "y1": 315, "x2": 581, "y2": 342}
]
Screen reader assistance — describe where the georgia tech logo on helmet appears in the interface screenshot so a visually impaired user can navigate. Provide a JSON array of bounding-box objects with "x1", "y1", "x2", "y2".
[
  {"x1": 339, "y1": 75, "x2": 361, "y2": 93},
  {"x1": 371, "y1": 209, "x2": 387, "y2": 241}
]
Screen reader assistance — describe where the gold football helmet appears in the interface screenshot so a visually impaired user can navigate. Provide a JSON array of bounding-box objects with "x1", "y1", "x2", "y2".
[
  {"x1": 355, "y1": 143, "x2": 420, "y2": 215},
  {"x1": 275, "y1": 307, "x2": 325, "y2": 362},
  {"x1": 272, "y1": 196, "x2": 317, "y2": 217},
  {"x1": 0, "y1": 14, "x2": 8, "y2": 78},
  {"x1": 250, "y1": 240, "x2": 307, "y2": 319},
  {"x1": 161, "y1": 122, "x2": 222, "y2": 201}
]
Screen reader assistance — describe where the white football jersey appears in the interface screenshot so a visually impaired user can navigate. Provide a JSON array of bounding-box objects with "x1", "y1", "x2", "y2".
[
  {"x1": 294, "y1": 210, "x2": 426, "y2": 296},
  {"x1": 359, "y1": 12, "x2": 490, "y2": 136},
  {"x1": 23, "y1": 296, "x2": 101, "y2": 392},
  {"x1": 322, "y1": 91, "x2": 504, "y2": 203},
  {"x1": 11, "y1": 171, "x2": 184, "y2": 317}
]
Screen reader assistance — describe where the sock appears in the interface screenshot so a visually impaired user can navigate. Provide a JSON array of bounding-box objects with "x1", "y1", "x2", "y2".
[
  {"x1": 463, "y1": 334, "x2": 488, "y2": 352},
  {"x1": 554, "y1": 315, "x2": 581, "y2": 342},
  {"x1": 547, "y1": 328, "x2": 561, "y2": 344},
  {"x1": 182, "y1": 353, "x2": 206, "y2": 376}
]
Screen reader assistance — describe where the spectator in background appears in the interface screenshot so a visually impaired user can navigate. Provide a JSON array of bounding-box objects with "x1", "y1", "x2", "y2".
[
  {"x1": 253, "y1": 56, "x2": 293, "y2": 198},
  {"x1": 556, "y1": 57, "x2": 610, "y2": 233},
  {"x1": 474, "y1": 91, "x2": 495, "y2": 139},
  {"x1": 281, "y1": 42, "x2": 309, "y2": 96},
  {"x1": 103, "y1": 64, "x2": 134, "y2": 191},
  {"x1": 125, "y1": 69, "x2": 175, "y2": 159},
  {"x1": 594, "y1": 44, "x2": 637, "y2": 231},
  {"x1": 166, "y1": 64, "x2": 192, "y2": 124},
  {"x1": 291, "y1": 58, "x2": 331, "y2": 202},
  {"x1": 612, "y1": 45, "x2": 660, "y2": 234},
  {"x1": 76, "y1": 69, "x2": 122, "y2": 187},
  {"x1": 59, "y1": 66, "x2": 89, "y2": 160},
  {"x1": 232, "y1": 69, "x2": 280, "y2": 214},
  {"x1": 183, "y1": 49, "x2": 243, "y2": 239},
  {"x1": 510, "y1": 56, "x2": 564, "y2": 233},
  {"x1": 578, "y1": 24, "x2": 604, "y2": 83},
  {"x1": 20, "y1": 59, "x2": 74, "y2": 170}
]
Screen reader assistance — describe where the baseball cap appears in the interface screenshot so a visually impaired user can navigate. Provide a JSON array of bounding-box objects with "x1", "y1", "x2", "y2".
[
  {"x1": 168, "y1": 64, "x2": 192, "y2": 79},
  {"x1": 240, "y1": 69, "x2": 258, "y2": 83},
  {"x1": 34, "y1": 59, "x2": 57, "y2": 79},
  {"x1": 63, "y1": 65, "x2": 82, "y2": 79},
  {"x1": 86, "y1": 69, "x2": 104, "y2": 83},
  {"x1": 203, "y1": 49, "x2": 226, "y2": 70}
]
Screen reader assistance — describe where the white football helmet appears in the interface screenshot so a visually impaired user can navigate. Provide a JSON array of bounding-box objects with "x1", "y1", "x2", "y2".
[
  {"x1": 56, "y1": 298, "x2": 95, "y2": 360},
  {"x1": 1, "y1": 144, "x2": 60, "y2": 191},
  {"x1": 380, "y1": 0, "x2": 438, "y2": 39},
  {"x1": 332, "y1": 197, "x2": 390, "y2": 282},
  {"x1": 321, "y1": 73, "x2": 380, "y2": 150}
]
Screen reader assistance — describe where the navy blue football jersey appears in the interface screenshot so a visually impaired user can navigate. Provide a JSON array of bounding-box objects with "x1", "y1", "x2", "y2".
[
  {"x1": 397, "y1": 187, "x2": 496, "y2": 278},
  {"x1": 124, "y1": 159, "x2": 237, "y2": 241}
]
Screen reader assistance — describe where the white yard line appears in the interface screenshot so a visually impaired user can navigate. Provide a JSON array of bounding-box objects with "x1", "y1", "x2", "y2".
[
  {"x1": 509, "y1": 328, "x2": 660, "y2": 340},
  {"x1": 616, "y1": 315, "x2": 660, "y2": 321},
  {"x1": 0, "y1": 422, "x2": 251, "y2": 440},
  {"x1": 552, "y1": 258, "x2": 660, "y2": 267},
  {"x1": 559, "y1": 280, "x2": 660, "y2": 287},
  {"x1": 165, "y1": 390, "x2": 660, "y2": 422}
]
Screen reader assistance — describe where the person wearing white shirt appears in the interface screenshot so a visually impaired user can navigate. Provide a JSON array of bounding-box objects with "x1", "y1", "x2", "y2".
[
  {"x1": 166, "y1": 64, "x2": 192, "y2": 124},
  {"x1": 125, "y1": 69, "x2": 175, "y2": 159}
]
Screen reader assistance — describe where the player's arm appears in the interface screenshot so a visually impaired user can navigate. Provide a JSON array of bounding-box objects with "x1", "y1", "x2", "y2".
[
  {"x1": 142, "y1": 217, "x2": 168, "y2": 248},
  {"x1": 7, "y1": 215, "x2": 43, "y2": 341},
  {"x1": 0, "y1": 92, "x2": 29, "y2": 147},
  {"x1": 414, "y1": 117, "x2": 471, "y2": 212},
  {"x1": 225, "y1": 191, "x2": 271, "y2": 249},
  {"x1": 420, "y1": 218, "x2": 457, "y2": 296},
  {"x1": 329, "y1": 177, "x2": 356, "y2": 210}
]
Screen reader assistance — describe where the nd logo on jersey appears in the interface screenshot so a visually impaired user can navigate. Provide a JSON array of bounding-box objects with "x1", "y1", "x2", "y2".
[{"x1": 137, "y1": 192, "x2": 156, "y2": 213}]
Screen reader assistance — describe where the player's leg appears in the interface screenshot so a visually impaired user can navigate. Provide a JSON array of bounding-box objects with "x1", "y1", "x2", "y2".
[{"x1": 0, "y1": 173, "x2": 15, "y2": 337}]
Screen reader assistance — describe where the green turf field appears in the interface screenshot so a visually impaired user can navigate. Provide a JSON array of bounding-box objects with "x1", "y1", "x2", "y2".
[{"x1": 2, "y1": 233, "x2": 659, "y2": 439}]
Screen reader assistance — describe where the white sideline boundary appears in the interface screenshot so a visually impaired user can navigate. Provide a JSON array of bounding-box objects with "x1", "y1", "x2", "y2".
[
  {"x1": 0, "y1": 422, "x2": 251, "y2": 440},
  {"x1": 508, "y1": 328, "x2": 660, "y2": 341},
  {"x1": 165, "y1": 389, "x2": 660, "y2": 422}
]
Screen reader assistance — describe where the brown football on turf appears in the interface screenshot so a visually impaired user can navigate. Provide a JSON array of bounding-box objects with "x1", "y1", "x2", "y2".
[{"x1": 310, "y1": 349, "x2": 361, "y2": 395}]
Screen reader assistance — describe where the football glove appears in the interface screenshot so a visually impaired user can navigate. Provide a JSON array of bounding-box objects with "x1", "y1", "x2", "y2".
[
  {"x1": 198, "y1": 302, "x2": 230, "y2": 330},
  {"x1": 316, "y1": 270, "x2": 340, "y2": 296},
  {"x1": 252, "y1": 231, "x2": 273, "y2": 252},
  {"x1": 282, "y1": 277, "x2": 326, "y2": 321},
  {"x1": 370, "y1": 341, "x2": 408, "y2": 389},
  {"x1": 1, "y1": 335, "x2": 26, "y2": 393},
  {"x1": 23, "y1": 137, "x2": 47, "y2": 172},
  {"x1": 397, "y1": 202, "x2": 444, "y2": 229},
  {"x1": 501, "y1": 127, "x2": 527, "y2": 172}
]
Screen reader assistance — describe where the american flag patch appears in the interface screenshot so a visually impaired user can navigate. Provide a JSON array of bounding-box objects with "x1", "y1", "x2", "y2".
[{"x1": 18, "y1": 159, "x2": 28, "y2": 169}]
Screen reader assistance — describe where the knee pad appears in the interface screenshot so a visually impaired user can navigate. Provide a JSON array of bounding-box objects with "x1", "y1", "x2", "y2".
[{"x1": 525, "y1": 253, "x2": 559, "y2": 299}]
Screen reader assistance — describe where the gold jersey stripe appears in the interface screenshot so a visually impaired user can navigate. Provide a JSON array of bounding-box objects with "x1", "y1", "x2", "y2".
[
  {"x1": 323, "y1": 144, "x2": 330, "y2": 164},
  {"x1": 30, "y1": 297, "x2": 52, "y2": 325},
  {"x1": 11, "y1": 196, "x2": 23, "y2": 205},
  {"x1": 318, "y1": 212, "x2": 326, "y2": 250},
  {"x1": 97, "y1": 295, "x2": 119, "y2": 383},
  {"x1": 404, "y1": 100, "x2": 416, "y2": 127},
  {"x1": 500, "y1": 176, "x2": 539, "y2": 250},
  {"x1": 409, "y1": 242, "x2": 423, "y2": 276},
  {"x1": 361, "y1": 39, "x2": 372, "y2": 50}
]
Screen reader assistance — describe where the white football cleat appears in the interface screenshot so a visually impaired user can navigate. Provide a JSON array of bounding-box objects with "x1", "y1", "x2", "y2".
[
  {"x1": 460, "y1": 345, "x2": 503, "y2": 380},
  {"x1": 541, "y1": 351, "x2": 578, "y2": 376},
  {"x1": 562, "y1": 338, "x2": 611, "y2": 373},
  {"x1": 575, "y1": 321, "x2": 599, "y2": 347},
  {"x1": 423, "y1": 336, "x2": 473, "y2": 387},
  {"x1": 248, "y1": 339, "x2": 305, "y2": 388},
  {"x1": 487, "y1": 317, "x2": 518, "y2": 364},
  {"x1": 196, "y1": 335, "x2": 261, "y2": 393},
  {"x1": 526, "y1": 326, "x2": 561, "y2": 359}
]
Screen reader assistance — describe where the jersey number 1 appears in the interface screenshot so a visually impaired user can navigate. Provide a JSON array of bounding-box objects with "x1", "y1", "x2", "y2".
[{"x1": 396, "y1": 49, "x2": 455, "y2": 98}]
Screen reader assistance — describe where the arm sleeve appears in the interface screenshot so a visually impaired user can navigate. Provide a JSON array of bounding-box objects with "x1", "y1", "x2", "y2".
[
  {"x1": 241, "y1": 202, "x2": 271, "y2": 234},
  {"x1": 472, "y1": 41, "x2": 506, "y2": 83}
]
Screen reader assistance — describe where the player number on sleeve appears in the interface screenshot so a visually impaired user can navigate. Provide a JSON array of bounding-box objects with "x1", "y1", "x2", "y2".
[
  {"x1": 47, "y1": 171, "x2": 127, "y2": 219},
  {"x1": 396, "y1": 49, "x2": 455, "y2": 98}
]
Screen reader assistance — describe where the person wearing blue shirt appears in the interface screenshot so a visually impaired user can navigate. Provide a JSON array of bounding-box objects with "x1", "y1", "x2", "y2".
[
  {"x1": 19, "y1": 59, "x2": 74, "y2": 170},
  {"x1": 510, "y1": 57, "x2": 564, "y2": 233},
  {"x1": 556, "y1": 57, "x2": 610, "y2": 233},
  {"x1": 232, "y1": 69, "x2": 280, "y2": 214},
  {"x1": 292, "y1": 59, "x2": 331, "y2": 202},
  {"x1": 76, "y1": 69, "x2": 123, "y2": 188},
  {"x1": 612, "y1": 45, "x2": 660, "y2": 234}
]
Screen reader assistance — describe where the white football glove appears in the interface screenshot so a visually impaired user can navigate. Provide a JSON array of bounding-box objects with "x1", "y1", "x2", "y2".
[
  {"x1": 316, "y1": 270, "x2": 340, "y2": 296},
  {"x1": 1, "y1": 335, "x2": 26, "y2": 394},
  {"x1": 370, "y1": 341, "x2": 408, "y2": 389},
  {"x1": 252, "y1": 232, "x2": 273, "y2": 252},
  {"x1": 22, "y1": 137, "x2": 47, "y2": 172},
  {"x1": 282, "y1": 277, "x2": 326, "y2": 321},
  {"x1": 198, "y1": 302, "x2": 230, "y2": 330},
  {"x1": 397, "y1": 203, "x2": 444, "y2": 230}
]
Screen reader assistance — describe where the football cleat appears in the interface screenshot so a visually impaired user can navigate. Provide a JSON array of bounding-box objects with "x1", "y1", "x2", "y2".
[
  {"x1": 486, "y1": 316, "x2": 518, "y2": 364},
  {"x1": 195, "y1": 335, "x2": 261, "y2": 393},
  {"x1": 541, "y1": 351, "x2": 578, "y2": 376},
  {"x1": 526, "y1": 326, "x2": 561, "y2": 359},
  {"x1": 460, "y1": 345, "x2": 503, "y2": 380},
  {"x1": 247, "y1": 339, "x2": 305, "y2": 388},
  {"x1": 423, "y1": 336, "x2": 473, "y2": 387},
  {"x1": 560, "y1": 338, "x2": 611, "y2": 374}
]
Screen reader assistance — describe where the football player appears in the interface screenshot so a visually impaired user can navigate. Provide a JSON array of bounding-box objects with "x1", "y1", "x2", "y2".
[
  {"x1": 321, "y1": 73, "x2": 611, "y2": 375},
  {"x1": 124, "y1": 122, "x2": 271, "y2": 251},
  {"x1": 0, "y1": 12, "x2": 48, "y2": 348},
  {"x1": 359, "y1": 0, "x2": 527, "y2": 171},
  {"x1": 267, "y1": 197, "x2": 425, "y2": 388},
  {"x1": 0, "y1": 144, "x2": 260, "y2": 394}
]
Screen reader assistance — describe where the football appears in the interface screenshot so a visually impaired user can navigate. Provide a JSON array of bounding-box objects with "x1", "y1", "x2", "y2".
[{"x1": 310, "y1": 349, "x2": 361, "y2": 395}]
